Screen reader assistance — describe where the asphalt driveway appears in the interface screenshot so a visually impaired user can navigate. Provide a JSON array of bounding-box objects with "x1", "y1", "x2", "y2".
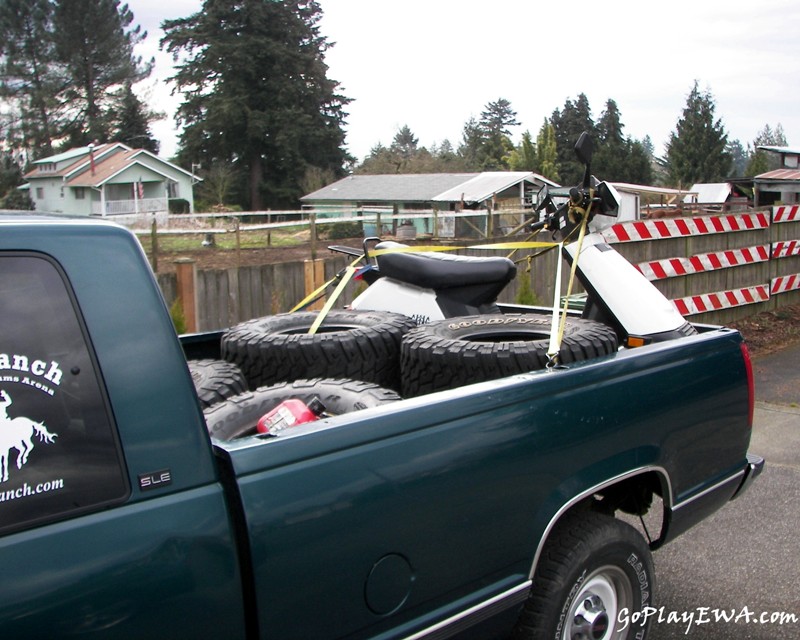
[{"x1": 649, "y1": 343, "x2": 800, "y2": 639}]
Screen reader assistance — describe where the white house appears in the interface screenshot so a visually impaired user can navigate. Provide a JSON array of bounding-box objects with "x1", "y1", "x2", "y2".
[{"x1": 23, "y1": 143, "x2": 200, "y2": 216}]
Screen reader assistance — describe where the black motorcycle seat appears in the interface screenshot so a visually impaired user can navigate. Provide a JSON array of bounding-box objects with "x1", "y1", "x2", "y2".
[{"x1": 374, "y1": 241, "x2": 517, "y2": 289}]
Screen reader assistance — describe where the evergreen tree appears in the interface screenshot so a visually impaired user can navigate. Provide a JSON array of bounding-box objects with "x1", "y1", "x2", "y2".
[
  {"x1": 593, "y1": 99, "x2": 653, "y2": 184},
  {"x1": 109, "y1": 82, "x2": 160, "y2": 152},
  {"x1": 535, "y1": 119, "x2": 559, "y2": 183},
  {"x1": 162, "y1": 0, "x2": 350, "y2": 209},
  {"x1": 726, "y1": 139, "x2": 748, "y2": 178},
  {"x1": 665, "y1": 81, "x2": 731, "y2": 185},
  {"x1": 454, "y1": 99, "x2": 519, "y2": 171},
  {"x1": 506, "y1": 130, "x2": 536, "y2": 171},
  {"x1": 479, "y1": 97, "x2": 519, "y2": 133},
  {"x1": 53, "y1": 0, "x2": 153, "y2": 146},
  {"x1": 745, "y1": 145, "x2": 769, "y2": 177},
  {"x1": 475, "y1": 97, "x2": 518, "y2": 170},
  {"x1": 0, "y1": 0, "x2": 66, "y2": 156},
  {"x1": 357, "y1": 126, "x2": 424, "y2": 174},
  {"x1": 458, "y1": 117, "x2": 483, "y2": 171},
  {"x1": 596, "y1": 99, "x2": 625, "y2": 146},
  {"x1": 356, "y1": 128, "x2": 468, "y2": 175},
  {"x1": 746, "y1": 123, "x2": 788, "y2": 175},
  {"x1": 594, "y1": 99, "x2": 626, "y2": 180},
  {"x1": 641, "y1": 135, "x2": 655, "y2": 159},
  {"x1": 551, "y1": 93, "x2": 594, "y2": 185},
  {"x1": 432, "y1": 139, "x2": 459, "y2": 168},
  {"x1": 622, "y1": 139, "x2": 654, "y2": 185},
  {"x1": 391, "y1": 125, "x2": 419, "y2": 167},
  {"x1": 753, "y1": 123, "x2": 787, "y2": 147}
]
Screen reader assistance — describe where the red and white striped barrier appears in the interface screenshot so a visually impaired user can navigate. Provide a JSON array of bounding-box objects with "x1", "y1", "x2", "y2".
[
  {"x1": 772, "y1": 240, "x2": 800, "y2": 258},
  {"x1": 672, "y1": 285, "x2": 770, "y2": 316},
  {"x1": 773, "y1": 205, "x2": 800, "y2": 223},
  {"x1": 603, "y1": 212, "x2": 770, "y2": 244},
  {"x1": 636, "y1": 245, "x2": 770, "y2": 281},
  {"x1": 771, "y1": 274, "x2": 800, "y2": 295}
]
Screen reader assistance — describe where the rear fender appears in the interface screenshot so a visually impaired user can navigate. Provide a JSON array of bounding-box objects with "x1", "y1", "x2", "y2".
[{"x1": 528, "y1": 463, "x2": 674, "y2": 580}]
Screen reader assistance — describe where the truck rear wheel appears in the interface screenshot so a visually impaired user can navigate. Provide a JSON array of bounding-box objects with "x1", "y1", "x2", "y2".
[
  {"x1": 203, "y1": 378, "x2": 403, "y2": 440},
  {"x1": 221, "y1": 310, "x2": 416, "y2": 391},
  {"x1": 400, "y1": 314, "x2": 618, "y2": 396},
  {"x1": 514, "y1": 511, "x2": 654, "y2": 640},
  {"x1": 188, "y1": 359, "x2": 248, "y2": 408}
]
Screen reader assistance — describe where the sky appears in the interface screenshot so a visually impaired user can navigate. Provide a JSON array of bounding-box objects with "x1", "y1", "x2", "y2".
[{"x1": 127, "y1": 0, "x2": 800, "y2": 163}]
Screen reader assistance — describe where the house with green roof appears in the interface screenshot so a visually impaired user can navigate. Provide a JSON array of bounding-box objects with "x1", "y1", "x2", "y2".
[{"x1": 23, "y1": 143, "x2": 200, "y2": 216}]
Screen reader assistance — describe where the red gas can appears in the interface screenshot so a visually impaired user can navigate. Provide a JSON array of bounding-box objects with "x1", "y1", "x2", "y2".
[{"x1": 257, "y1": 396, "x2": 326, "y2": 436}]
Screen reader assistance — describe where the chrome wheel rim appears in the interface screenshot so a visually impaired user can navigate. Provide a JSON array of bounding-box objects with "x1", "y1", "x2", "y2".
[{"x1": 563, "y1": 566, "x2": 634, "y2": 640}]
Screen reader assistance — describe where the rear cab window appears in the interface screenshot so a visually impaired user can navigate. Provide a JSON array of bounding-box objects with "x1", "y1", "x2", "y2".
[{"x1": 0, "y1": 254, "x2": 128, "y2": 534}]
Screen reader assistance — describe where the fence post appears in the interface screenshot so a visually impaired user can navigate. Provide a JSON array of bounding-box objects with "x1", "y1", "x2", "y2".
[
  {"x1": 150, "y1": 219, "x2": 158, "y2": 272},
  {"x1": 310, "y1": 211, "x2": 317, "y2": 260},
  {"x1": 174, "y1": 258, "x2": 198, "y2": 333},
  {"x1": 235, "y1": 217, "x2": 241, "y2": 265},
  {"x1": 303, "y1": 259, "x2": 326, "y2": 311}
]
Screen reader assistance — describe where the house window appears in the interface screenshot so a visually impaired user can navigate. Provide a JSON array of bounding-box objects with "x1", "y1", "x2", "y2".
[
  {"x1": 74, "y1": 188, "x2": 85, "y2": 200},
  {"x1": 167, "y1": 182, "x2": 180, "y2": 198},
  {"x1": 35, "y1": 187, "x2": 44, "y2": 199}
]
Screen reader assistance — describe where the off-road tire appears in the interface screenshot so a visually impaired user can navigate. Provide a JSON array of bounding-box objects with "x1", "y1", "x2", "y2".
[
  {"x1": 221, "y1": 310, "x2": 416, "y2": 391},
  {"x1": 400, "y1": 314, "x2": 618, "y2": 396},
  {"x1": 204, "y1": 378, "x2": 403, "y2": 441},
  {"x1": 513, "y1": 510, "x2": 655, "y2": 640},
  {"x1": 188, "y1": 359, "x2": 248, "y2": 408}
]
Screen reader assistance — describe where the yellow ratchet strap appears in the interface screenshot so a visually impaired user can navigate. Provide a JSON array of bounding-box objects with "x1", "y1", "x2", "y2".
[
  {"x1": 307, "y1": 265, "x2": 358, "y2": 335},
  {"x1": 546, "y1": 194, "x2": 594, "y2": 367},
  {"x1": 291, "y1": 253, "x2": 364, "y2": 313}
]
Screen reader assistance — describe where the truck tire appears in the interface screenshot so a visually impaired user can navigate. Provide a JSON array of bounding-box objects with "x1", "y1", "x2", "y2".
[
  {"x1": 400, "y1": 314, "x2": 618, "y2": 396},
  {"x1": 221, "y1": 310, "x2": 416, "y2": 391},
  {"x1": 188, "y1": 359, "x2": 248, "y2": 408},
  {"x1": 513, "y1": 511, "x2": 655, "y2": 640},
  {"x1": 204, "y1": 378, "x2": 403, "y2": 440}
]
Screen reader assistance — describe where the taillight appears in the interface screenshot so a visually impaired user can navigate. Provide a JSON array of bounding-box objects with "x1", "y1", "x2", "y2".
[{"x1": 740, "y1": 342, "x2": 755, "y2": 428}]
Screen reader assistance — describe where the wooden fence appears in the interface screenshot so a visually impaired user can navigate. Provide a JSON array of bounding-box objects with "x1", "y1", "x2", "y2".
[{"x1": 159, "y1": 206, "x2": 800, "y2": 332}]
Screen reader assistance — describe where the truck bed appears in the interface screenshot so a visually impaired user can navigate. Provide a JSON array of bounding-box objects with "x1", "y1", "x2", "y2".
[{"x1": 211, "y1": 326, "x2": 753, "y2": 639}]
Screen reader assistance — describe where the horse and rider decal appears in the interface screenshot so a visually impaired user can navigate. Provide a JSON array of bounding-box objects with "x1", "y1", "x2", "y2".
[{"x1": 0, "y1": 390, "x2": 58, "y2": 484}]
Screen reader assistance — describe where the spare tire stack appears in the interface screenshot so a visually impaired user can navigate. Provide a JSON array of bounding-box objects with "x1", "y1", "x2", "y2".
[{"x1": 189, "y1": 307, "x2": 619, "y2": 440}]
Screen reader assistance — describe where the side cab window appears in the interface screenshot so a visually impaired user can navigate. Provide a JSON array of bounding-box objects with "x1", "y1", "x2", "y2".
[{"x1": 0, "y1": 255, "x2": 128, "y2": 534}]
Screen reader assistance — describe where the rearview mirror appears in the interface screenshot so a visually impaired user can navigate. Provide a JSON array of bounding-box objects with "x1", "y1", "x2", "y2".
[
  {"x1": 595, "y1": 181, "x2": 620, "y2": 217},
  {"x1": 574, "y1": 132, "x2": 593, "y2": 166}
]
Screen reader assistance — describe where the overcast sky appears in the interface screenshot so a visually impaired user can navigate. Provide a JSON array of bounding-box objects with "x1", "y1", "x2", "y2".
[{"x1": 128, "y1": 0, "x2": 800, "y2": 162}]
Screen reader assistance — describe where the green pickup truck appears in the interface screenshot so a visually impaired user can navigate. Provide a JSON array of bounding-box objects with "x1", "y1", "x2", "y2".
[{"x1": 0, "y1": 213, "x2": 762, "y2": 639}]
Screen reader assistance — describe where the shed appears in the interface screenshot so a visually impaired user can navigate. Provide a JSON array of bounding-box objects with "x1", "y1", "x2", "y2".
[
  {"x1": 754, "y1": 146, "x2": 800, "y2": 206},
  {"x1": 301, "y1": 171, "x2": 558, "y2": 212}
]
